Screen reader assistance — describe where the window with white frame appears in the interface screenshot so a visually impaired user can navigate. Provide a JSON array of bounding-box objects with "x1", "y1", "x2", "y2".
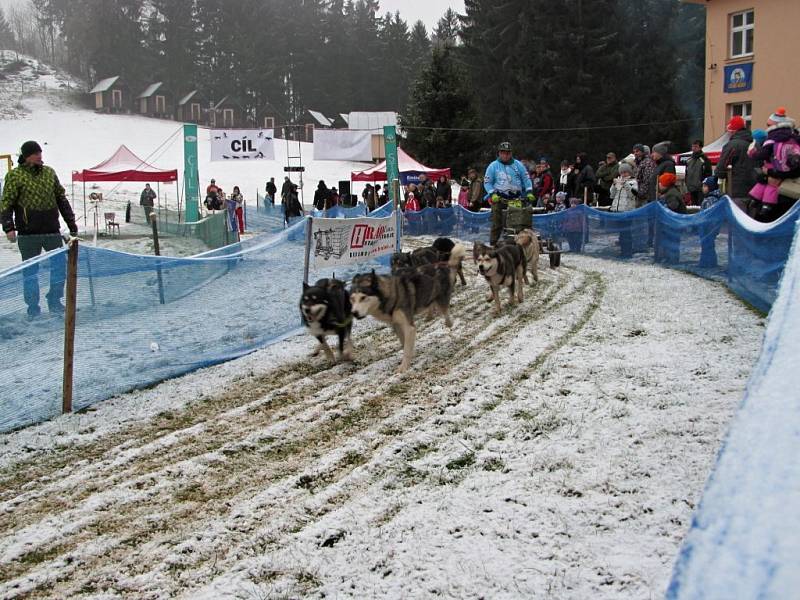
[
  {"x1": 728, "y1": 102, "x2": 752, "y2": 126},
  {"x1": 730, "y1": 10, "x2": 754, "y2": 58},
  {"x1": 223, "y1": 108, "x2": 234, "y2": 127},
  {"x1": 190, "y1": 103, "x2": 201, "y2": 121},
  {"x1": 264, "y1": 116, "x2": 274, "y2": 129},
  {"x1": 156, "y1": 95, "x2": 165, "y2": 114}
]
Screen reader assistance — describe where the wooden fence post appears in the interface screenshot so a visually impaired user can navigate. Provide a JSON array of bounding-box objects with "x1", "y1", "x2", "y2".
[
  {"x1": 62, "y1": 239, "x2": 79, "y2": 414},
  {"x1": 151, "y1": 214, "x2": 166, "y2": 305}
]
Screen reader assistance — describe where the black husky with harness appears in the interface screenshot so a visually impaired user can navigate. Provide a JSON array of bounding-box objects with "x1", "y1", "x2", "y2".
[{"x1": 300, "y1": 277, "x2": 354, "y2": 364}]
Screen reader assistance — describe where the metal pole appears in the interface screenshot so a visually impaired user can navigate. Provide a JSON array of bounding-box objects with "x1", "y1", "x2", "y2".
[
  {"x1": 82, "y1": 179, "x2": 87, "y2": 224},
  {"x1": 303, "y1": 216, "x2": 313, "y2": 285},
  {"x1": 62, "y1": 239, "x2": 79, "y2": 414},
  {"x1": 393, "y1": 178, "x2": 402, "y2": 253}
]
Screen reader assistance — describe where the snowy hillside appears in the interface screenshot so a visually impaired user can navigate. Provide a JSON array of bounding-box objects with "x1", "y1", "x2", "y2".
[
  {"x1": 0, "y1": 50, "x2": 84, "y2": 121},
  {"x1": 0, "y1": 57, "x2": 373, "y2": 267}
]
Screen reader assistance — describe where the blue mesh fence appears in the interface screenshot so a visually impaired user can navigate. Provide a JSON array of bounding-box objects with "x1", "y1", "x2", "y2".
[
  {"x1": 0, "y1": 216, "x2": 389, "y2": 432},
  {"x1": 0, "y1": 200, "x2": 797, "y2": 432}
]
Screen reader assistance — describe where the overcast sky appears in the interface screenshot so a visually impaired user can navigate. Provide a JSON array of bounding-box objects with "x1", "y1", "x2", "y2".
[{"x1": 375, "y1": 0, "x2": 466, "y2": 31}]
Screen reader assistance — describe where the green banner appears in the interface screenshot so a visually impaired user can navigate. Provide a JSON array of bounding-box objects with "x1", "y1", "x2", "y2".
[
  {"x1": 183, "y1": 124, "x2": 200, "y2": 222},
  {"x1": 384, "y1": 125, "x2": 400, "y2": 207}
]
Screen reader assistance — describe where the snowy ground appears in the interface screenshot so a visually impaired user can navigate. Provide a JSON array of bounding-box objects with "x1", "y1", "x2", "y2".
[{"x1": 0, "y1": 246, "x2": 764, "y2": 599}]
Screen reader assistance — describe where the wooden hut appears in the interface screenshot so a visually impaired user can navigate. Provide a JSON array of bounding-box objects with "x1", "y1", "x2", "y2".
[
  {"x1": 253, "y1": 101, "x2": 281, "y2": 130},
  {"x1": 176, "y1": 90, "x2": 211, "y2": 125},
  {"x1": 89, "y1": 76, "x2": 130, "y2": 113},
  {"x1": 211, "y1": 96, "x2": 246, "y2": 128},
  {"x1": 297, "y1": 110, "x2": 333, "y2": 142},
  {"x1": 137, "y1": 82, "x2": 174, "y2": 119}
]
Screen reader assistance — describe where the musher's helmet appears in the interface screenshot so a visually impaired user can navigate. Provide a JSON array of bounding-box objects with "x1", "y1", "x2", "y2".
[{"x1": 498, "y1": 141, "x2": 512, "y2": 152}]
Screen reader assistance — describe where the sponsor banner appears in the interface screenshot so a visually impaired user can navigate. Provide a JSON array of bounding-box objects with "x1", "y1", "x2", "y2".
[
  {"x1": 384, "y1": 125, "x2": 400, "y2": 206},
  {"x1": 310, "y1": 212, "x2": 398, "y2": 268},
  {"x1": 724, "y1": 63, "x2": 753, "y2": 93},
  {"x1": 313, "y1": 129, "x2": 372, "y2": 161},
  {"x1": 210, "y1": 129, "x2": 275, "y2": 161},
  {"x1": 183, "y1": 124, "x2": 200, "y2": 221}
]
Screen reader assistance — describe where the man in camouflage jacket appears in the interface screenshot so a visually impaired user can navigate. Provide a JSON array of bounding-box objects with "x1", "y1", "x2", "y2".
[{"x1": 1, "y1": 141, "x2": 78, "y2": 318}]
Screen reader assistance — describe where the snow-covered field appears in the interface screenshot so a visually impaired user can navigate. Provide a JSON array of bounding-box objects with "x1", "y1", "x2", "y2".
[
  {"x1": 0, "y1": 54, "x2": 770, "y2": 598},
  {"x1": 0, "y1": 248, "x2": 764, "y2": 598}
]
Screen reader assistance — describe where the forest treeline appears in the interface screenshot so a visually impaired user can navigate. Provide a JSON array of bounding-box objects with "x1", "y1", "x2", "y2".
[{"x1": 0, "y1": 0, "x2": 704, "y2": 170}]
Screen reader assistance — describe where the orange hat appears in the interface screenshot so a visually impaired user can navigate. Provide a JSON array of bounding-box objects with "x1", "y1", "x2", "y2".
[
  {"x1": 727, "y1": 115, "x2": 746, "y2": 132},
  {"x1": 659, "y1": 172, "x2": 677, "y2": 188}
]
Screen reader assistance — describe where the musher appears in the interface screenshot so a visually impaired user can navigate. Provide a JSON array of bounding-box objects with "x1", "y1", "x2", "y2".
[{"x1": 483, "y1": 141, "x2": 534, "y2": 245}]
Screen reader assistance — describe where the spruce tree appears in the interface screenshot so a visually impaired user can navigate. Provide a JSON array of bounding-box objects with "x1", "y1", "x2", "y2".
[
  {"x1": 402, "y1": 46, "x2": 482, "y2": 176},
  {"x1": 148, "y1": 0, "x2": 198, "y2": 95},
  {"x1": 377, "y1": 12, "x2": 412, "y2": 110},
  {"x1": 407, "y1": 20, "x2": 431, "y2": 83}
]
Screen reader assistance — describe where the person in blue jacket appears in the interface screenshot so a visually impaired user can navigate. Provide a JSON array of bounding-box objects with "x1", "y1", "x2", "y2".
[{"x1": 484, "y1": 141, "x2": 534, "y2": 244}]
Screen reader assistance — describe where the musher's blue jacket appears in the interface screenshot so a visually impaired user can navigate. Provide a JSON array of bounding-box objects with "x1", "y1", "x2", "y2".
[{"x1": 483, "y1": 158, "x2": 533, "y2": 198}]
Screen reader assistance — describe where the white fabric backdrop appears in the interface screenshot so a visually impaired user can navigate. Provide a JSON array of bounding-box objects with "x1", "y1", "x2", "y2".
[{"x1": 313, "y1": 129, "x2": 373, "y2": 161}]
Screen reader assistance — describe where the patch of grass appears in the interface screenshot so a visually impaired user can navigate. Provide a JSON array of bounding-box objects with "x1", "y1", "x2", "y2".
[
  {"x1": 342, "y1": 449, "x2": 367, "y2": 467},
  {"x1": 488, "y1": 430, "x2": 507, "y2": 441},
  {"x1": 539, "y1": 457, "x2": 574, "y2": 473},
  {"x1": 174, "y1": 481, "x2": 208, "y2": 503},
  {"x1": 481, "y1": 456, "x2": 505, "y2": 472},
  {"x1": 17, "y1": 545, "x2": 63, "y2": 566},
  {"x1": 386, "y1": 382, "x2": 409, "y2": 396},
  {"x1": 397, "y1": 464, "x2": 426, "y2": 485},
  {"x1": 296, "y1": 569, "x2": 322, "y2": 588},
  {"x1": 445, "y1": 452, "x2": 475, "y2": 471},
  {"x1": 514, "y1": 407, "x2": 568, "y2": 438},
  {"x1": 480, "y1": 397, "x2": 501, "y2": 412},
  {"x1": 407, "y1": 441, "x2": 435, "y2": 461},
  {"x1": 372, "y1": 503, "x2": 404, "y2": 526}
]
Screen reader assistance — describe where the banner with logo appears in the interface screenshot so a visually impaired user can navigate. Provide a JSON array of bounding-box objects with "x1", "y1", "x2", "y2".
[
  {"x1": 183, "y1": 124, "x2": 200, "y2": 222},
  {"x1": 210, "y1": 129, "x2": 275, "y2": 161},
  {"x1": 309, "y1": 212, "x2": 398, "y2": 269},
  {"x1": 724, "y1": 63, "x2": 753, "y2": 93},
  {"x1": 313, "y1": 129, "x2": 372, "y2": 161}
]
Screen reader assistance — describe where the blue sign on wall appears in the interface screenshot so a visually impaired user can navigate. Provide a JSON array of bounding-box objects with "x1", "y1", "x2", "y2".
[{"x1": 724, "y1": 63, "x2": 753, "y2": 93}]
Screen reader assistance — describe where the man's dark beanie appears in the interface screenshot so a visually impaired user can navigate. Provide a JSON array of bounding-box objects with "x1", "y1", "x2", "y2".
[{"x1": 18, "y1": 140, "x2": 43, "y2": 164}]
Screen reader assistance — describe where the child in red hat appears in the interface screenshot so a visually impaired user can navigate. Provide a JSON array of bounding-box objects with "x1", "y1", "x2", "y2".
[{"x1": 658, "y1": 172, "x2": 687, "y2": 214}]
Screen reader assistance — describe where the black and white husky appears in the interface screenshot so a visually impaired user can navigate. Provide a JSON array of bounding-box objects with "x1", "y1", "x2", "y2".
[{"x1": 300, "y1": 277, "x2": 353, "y2": 364}]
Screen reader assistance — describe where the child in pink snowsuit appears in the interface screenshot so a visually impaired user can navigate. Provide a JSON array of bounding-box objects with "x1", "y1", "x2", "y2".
[{"x1": 748, "y1": 107, "x2": 800, "y2": 210}]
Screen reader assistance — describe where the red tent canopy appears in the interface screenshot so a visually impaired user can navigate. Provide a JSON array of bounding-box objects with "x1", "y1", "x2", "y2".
[
  {"x1": 676, "y1": 132, "x2": 730, "y2": 166},
  {"x1": 351, "y1": 148, "x2": 450, "y2": 183},
  {"x1": 72, "y1": 144, "x2": 178, "y2": 183}
]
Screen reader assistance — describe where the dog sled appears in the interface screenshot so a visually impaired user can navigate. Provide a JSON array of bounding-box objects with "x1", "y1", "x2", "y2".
[{"x1": 498, "y1": 193, "x2": 562, "y2": 268}]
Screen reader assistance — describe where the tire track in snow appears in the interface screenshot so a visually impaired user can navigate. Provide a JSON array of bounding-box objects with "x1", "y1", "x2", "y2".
[{"x1": 1, "y1": 260, "x2": 585, "y2": 597}]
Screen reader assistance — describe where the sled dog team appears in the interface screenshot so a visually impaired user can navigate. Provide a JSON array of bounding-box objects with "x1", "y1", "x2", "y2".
[{"x1": 300, "y1": 230, "x2": 541, "y2": 373}]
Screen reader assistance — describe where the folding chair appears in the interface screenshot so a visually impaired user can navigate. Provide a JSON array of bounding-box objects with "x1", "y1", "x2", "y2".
[{"x1": 104, "y1": 212, "x2": 120, "y2": 236}]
